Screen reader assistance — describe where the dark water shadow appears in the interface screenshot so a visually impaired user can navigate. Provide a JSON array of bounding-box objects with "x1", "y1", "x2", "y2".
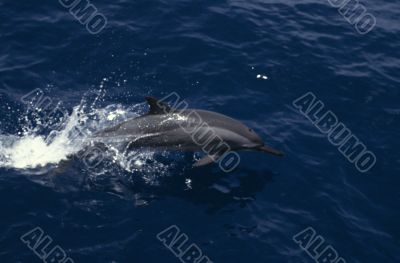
[
  {"x1": 123, "y1": 164, "x2": 275, "y2": 214},
  {"x1": 9, "y1": 153, "x2": 275, "y2": 214}
]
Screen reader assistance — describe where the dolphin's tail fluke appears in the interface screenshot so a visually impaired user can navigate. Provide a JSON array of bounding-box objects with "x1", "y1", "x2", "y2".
[{"x1": 258, "y1": 145, "x2": 284, "y2": 157}]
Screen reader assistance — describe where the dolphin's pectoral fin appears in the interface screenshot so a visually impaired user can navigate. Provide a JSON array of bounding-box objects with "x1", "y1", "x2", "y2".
[
  {"x1": 145, "y1": 96, "x2": 173, "y2": 115},
  {"x1": 193, "y1": 154, "x2": 219, "y2": 167},
  {"x1": 258, "y1": 145, "x2": 284, "y2": 156}
]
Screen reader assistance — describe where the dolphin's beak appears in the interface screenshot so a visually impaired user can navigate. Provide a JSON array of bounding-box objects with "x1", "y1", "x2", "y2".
[{"x1": 257, "y1": 145, "x2": 284, "y2": 157}]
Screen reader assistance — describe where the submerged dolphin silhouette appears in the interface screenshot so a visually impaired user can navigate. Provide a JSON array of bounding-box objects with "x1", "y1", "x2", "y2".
[{"x1": 93, "y1": 97, "x2": 283, "y2": 167}]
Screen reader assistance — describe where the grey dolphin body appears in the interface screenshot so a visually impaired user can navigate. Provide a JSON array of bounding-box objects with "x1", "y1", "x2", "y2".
[{"x1": 94, "y1": 97, "x2": 283, "y2": 167}]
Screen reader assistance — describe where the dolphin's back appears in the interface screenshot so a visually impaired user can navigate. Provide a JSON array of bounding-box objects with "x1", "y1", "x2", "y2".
[
  {"x1": 94, "y1": 107, "x2": 254, "y2": 151},
  {"x1": 95, "y1": 114, "x2": 184, "y2": 138},
  {"x1": 184, "y1": 109, "x2": 248, "y2": 131}
]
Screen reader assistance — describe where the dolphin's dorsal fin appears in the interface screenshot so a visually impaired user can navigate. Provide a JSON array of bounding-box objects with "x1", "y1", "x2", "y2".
[{"x1": 145, "y1": 96, "x2": 172, "y2": 115}]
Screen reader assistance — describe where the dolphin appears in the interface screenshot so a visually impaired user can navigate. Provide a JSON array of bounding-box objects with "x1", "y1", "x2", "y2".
[{"x1": 93, "y1": 97, "x2": 283, "y2": 167}]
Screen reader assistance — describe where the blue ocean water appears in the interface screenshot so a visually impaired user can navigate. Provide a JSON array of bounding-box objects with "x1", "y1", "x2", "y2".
[{"x1": 0, "y1": 0, "x2": 399, "y2": 262}]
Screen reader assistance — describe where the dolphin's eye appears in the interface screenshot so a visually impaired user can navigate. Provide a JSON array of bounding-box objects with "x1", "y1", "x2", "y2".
[{"x1": 249, "y1": 128, "x2": 253, "y2": 132}]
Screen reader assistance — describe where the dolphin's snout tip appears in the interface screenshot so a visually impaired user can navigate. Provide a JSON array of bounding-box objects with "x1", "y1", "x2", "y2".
[{"x1": 258, "y1": 145, "x2": 284, "y2": 157}]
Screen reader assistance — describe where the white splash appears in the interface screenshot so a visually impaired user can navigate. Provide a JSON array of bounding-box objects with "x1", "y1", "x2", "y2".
[
  {"x1": 0, "y1": 101, "x2": 128, "y2": 169},
  {"x1": 0, "y1": 89, "x2": 182, "y2": 187},
  {"x1": 107, "y1": 109, "x2": 127, "y2": 121},
  {"x1": 0, "y1": 107, "x2": 91, "y2": 169},
  {"x1": 257, "y1": 74, "x2": 268, "y2": 80}
]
